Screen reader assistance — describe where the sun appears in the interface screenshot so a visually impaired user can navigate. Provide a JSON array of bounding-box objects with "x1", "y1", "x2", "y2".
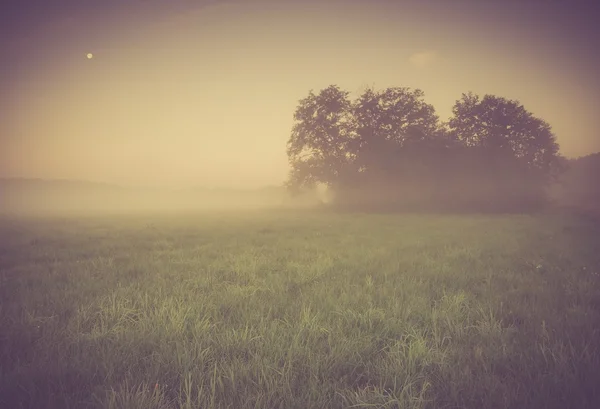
[{"x1": 86, "y1": 53, "x2": 93, "y2": 59}]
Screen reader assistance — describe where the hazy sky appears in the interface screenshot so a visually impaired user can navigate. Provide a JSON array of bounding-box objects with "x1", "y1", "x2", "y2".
[{"x1": 1, "y1": 0, "x2": 599, "y2": 188}]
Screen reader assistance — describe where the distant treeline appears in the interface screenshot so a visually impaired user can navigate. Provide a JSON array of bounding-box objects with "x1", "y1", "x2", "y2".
[
  {"x1": 286, "y1": 85, "x2": 573, "y2": 213},
  {"x1": 550, "y1": 152, "x2": 600, "y2": 216}
]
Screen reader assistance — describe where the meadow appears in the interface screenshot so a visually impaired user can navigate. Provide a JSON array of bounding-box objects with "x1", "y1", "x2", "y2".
[{"x1": 1, "y1": 209, "x2": 599, "y2": 409}]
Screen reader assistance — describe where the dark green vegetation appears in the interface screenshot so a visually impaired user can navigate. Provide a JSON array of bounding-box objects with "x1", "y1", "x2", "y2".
[
  {"x1": 287, "y1": 86, "x2": 564, "y2": 212},
  {"x1": 1, "y1": 210, "x2": 599, "y2": 409}
]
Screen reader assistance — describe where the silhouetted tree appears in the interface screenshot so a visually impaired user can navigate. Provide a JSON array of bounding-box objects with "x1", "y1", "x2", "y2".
[
  {"x1": 449, "y1": 93, "x2": 560, "y2": 176},
  {"x1": 447, "y1": 93, "x2": 562, "y2": 210},
  {"x1": 285, "y1": 85, "x2": 355, "y2": 195},
  {"x1": 349, "y1": 87, "x2": 441, "y2": 187},
  {"x1": 286, "y1": 85, "x2": 564, "y2": 213}
]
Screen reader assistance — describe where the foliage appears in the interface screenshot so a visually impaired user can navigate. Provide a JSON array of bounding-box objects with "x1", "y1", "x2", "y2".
[
  {"x1": 285, "y1": 85, "x2": 354, "y2": 194},
  {"x1": 286, "y1": 85, "x2": 564, "y2": 212},
  {"x1": 448, "y1": 93, "x2": 561, "y2": 182}
]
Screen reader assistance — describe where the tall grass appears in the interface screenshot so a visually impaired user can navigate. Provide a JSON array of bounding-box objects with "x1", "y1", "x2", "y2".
[{"x1": 1, "y1": 210, "x2": 599, "y2": 408}]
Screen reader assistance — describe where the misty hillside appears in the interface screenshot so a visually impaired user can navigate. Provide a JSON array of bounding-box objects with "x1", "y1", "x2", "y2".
[{"x1": 0, "y1": 178, "x2": 302, "y2": 214}]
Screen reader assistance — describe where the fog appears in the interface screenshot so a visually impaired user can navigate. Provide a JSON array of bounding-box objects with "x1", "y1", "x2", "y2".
[
  {"x1": 1, "y1": 0, "x2": 599, "y2": 191},
  {"x1": 0, "y1": 179, "x2": 332, "y2": 216}
]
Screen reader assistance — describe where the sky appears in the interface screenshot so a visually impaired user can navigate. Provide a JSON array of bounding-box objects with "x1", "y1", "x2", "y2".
[{"x1": 1, "y1": 0, "x2": 599, "y2": 188}]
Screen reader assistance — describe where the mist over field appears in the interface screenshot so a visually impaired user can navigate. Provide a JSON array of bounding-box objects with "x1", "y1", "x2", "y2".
[
  {"x1": 2, "y1": 150, "x2": 598, "y2": 217},
  {"x1": 1, "y1": 0, "x2": 600, "y2": 408},
  {"x1": 0, "y1": 179, "x2": 329, "y2": 215}
]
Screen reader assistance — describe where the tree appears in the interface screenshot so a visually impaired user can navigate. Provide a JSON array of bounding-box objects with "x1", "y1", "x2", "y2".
[
  {"x1": 351, "y1": 87, "x2": 441, "y2": 174},
  {"x1": 285, "y1": 85, "x2": 355, "y2": 194},
  {"x1": 447, "y1": 93, "x2": 562, "y2": 210},
  {"x1": 347, "y1": 87, "x2": 448, "y2": 209},
  {"x1": 448, "y1": 93, "x2": 560, "y2": 176}
]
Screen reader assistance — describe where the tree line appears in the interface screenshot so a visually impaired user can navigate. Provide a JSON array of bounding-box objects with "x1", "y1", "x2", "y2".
[{"x1": 285, "y1": 85, "x2": 565, "y2": 212}]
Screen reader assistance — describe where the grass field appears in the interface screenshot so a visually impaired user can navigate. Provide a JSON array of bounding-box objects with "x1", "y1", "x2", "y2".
[{"x1": 1, "y1": 209, "x2": 599, "y2": 409}]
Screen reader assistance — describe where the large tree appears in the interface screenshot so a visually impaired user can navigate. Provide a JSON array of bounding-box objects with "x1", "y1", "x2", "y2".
[
  {"x1": 448, "y1": 93, "x2": 560, "y2": 179},
  {"x1": 285, "y1": 85, "x2": 354, "y2": 194},
  {"x1": 447, "y1": 93, "x2": 562, "y2": 210},
  {"x1": 345, "y1": 87, "x2": 444, "y2": 208},
  {"x1": 351, "y1": 87, "x2": 441, "y2": 172}
]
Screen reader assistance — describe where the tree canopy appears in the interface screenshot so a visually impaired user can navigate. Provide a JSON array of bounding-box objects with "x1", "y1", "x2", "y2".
[
  {"x1": 286, "y1": 85, "x2": 354, "y2": 193},
  {"x1": 286, "y1": 85, "x2": 563, "y2": 213},
  {"x1": 449, "y1": 93, "x2": 561, "y2": 179}
]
